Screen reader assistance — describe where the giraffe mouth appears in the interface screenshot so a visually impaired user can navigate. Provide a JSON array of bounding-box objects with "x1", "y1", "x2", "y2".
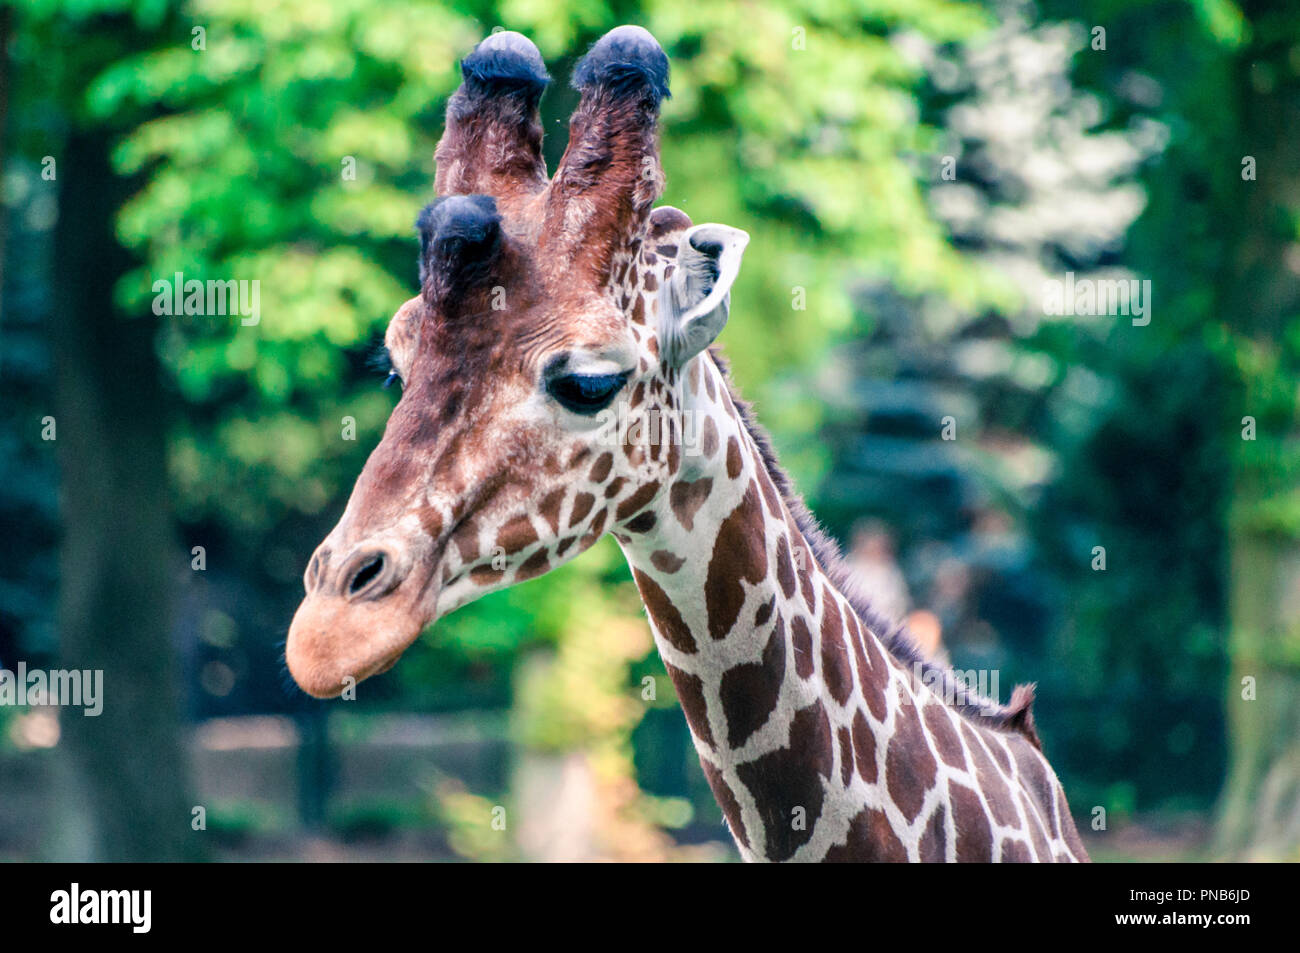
[{"x1": 351, "y1": 641, "x2": 408, "y2": 682}]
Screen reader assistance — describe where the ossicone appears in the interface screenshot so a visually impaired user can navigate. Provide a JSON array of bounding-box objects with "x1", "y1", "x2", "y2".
[
  {"x1": 417, "y1": 194, "x2": 503, "y2": 305},
  {"x1": 571, "y1": 24, "x2": 670, "y2": 107},
  {"x1": 457, "y1": 31, "x2": 551, "y2": 110},
  {"x1": 540, "y1": 25, "x2": 672, "y2": 283},
  {"x1": 434, "y1": 32, "x2": 550, "y2": 202}
]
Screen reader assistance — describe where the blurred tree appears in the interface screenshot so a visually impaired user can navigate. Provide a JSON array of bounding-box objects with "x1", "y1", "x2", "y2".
[
  {"x1": 9, "y1": 1, "x2": 201, "y2": 860},
  {"x1": 1033, "y1": 0, "x2": 1298, "y2": 857},
  {"x1": 1206, "y1": 0, "x2": 1300, "y2": 860},
  {"x1": 814, "y1": 3, "x2": 1230, "y2": 819},
  {"x1": 0, "y1": 3, "x2": 62, "y2": 759},
  {"x1": 0, "y1": 3, "x2": 9, "y2": 301}
]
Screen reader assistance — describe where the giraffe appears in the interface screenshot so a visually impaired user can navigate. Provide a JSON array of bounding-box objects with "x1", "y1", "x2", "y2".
[{"x1": 285, "y1": 25, "x2": 1090, "y2": 863}]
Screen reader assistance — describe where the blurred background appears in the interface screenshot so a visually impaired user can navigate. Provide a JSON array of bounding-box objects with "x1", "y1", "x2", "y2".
[{"x1": 1, "y1": 0, "x2": 1298, "y2": 862}]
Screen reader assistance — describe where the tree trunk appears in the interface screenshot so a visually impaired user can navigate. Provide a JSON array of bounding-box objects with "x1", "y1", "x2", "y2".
[
  {"x1": 48, "y1": 126, "x2": 200, "y2": 861},
  {"x1": 1216, "y1": 532, "x2": 1300, "y2": 857},
  {"x1": 1213, "y1": 0, "x2": 1300, "y2": 860},
  {"x1": 0, "y1": 3, "x2": 11, "y2": 321}
]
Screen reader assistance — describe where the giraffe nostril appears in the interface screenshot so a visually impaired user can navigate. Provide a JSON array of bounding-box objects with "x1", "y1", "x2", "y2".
[
  {"x1": 304, "y1": 547, "x2": 330, "y2": 592},
  {"x1": 347, "y1": 553, "x2": 387, "y2": 596}
]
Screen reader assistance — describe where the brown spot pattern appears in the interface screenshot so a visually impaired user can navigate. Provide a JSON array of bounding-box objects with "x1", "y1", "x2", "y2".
[
  {"x1": 1011, "y1": 738, "x2": 1058, "y2": 836},
  {"x1": 615, "y1": 480, "x2": 660, "y2": 521},
  {"x1": 700, "y1": 760, "x2": 748, "y2": 849},
  {"x1": 650, "y1": 550, "x2": 684, "y2": 573},
  {"x1": 775, "y1": 536, "x2": 796, "y2": 598},
  {"x1": 704, "y1": 482, "x2": 767, "y2": 641},
  {"x1": 922, "y1": 704, "x2": 966, "y2": 770},
  {"x1": 719, "y1": 619, "x2": 786, "y2": 749},
  {"x1": 568, "y1": 492, "x2": 595, "y2": 528},
  {"x1": 1019, "y1": 791, "x2": 1053, "y2": 861},
  {"x1": 758, "y1": 469, "x2": 782, "y2": 518},
  {"x1": 1001, "y1": 839, "x2": 1032, "y2": 863},
  {"x1": 633, "y1": 569, "x2": 697, "y2": 655},
  {"x1": 885, "y1": 701, "x2": 939, "y2": 823},
  {"x1": 860, "y1": 630, "x2": 890, "y2": 722},
  {"x1": 725, "y1": 437, "x2": 743, "y2": 479},
  {"x1": 820, "y1": 592, "x2": 853, "y2": 705},
  {"x1": 790, "y1": 615, "x2": 815, "y2": 679},
  {"x1": 496, "y1": 514, "x2": 538, "y2": 554},
  {"x1": 453, "y1": 524, "x2": 480, "y2": 564},
  {"x1": 537, "y1": 488, "x2": 565, "y2": 534},
  {"x1": 837, "y1": 727, "x2": 854, "y2": 787},
  {"x1": 851, "y1": 709, "x2": 878, "y2": 783},
  {"x1": 735, "y1": 701, "x2": 832, "y2": 862},
  {"x1": 516, "y1": 547, "x2": 550, "y2": 580},
  {"x1": 624, "y1": 510, "x2": 656, "y2": 533},
  {"x1": 960, "y1": 723, "x2": 1020, "y2": 829},
  {"x1": 668, "y1": 477, "x2": 712, "y2": 531},
  {"x1": 588, "y1": 452, "x2": 613, "y2": 483},
  {"x1": 700, "y1": 416, "x2": 718, "y2": 458},
  {"x1": 919, "y1": 804, "x2": 947, "y2": 862},
  {"x1": 418, "y1": 506, "x2": 444, "y2": 542},
  {"x1": 950, "y1": 781, "x2": 994, "y2": 862},
  {"x1": 665, "y1": 662, "x2": 712, "y2": 748},
  {"x1": 823, "y1": 807, "x2": 907, "y2": 862}
]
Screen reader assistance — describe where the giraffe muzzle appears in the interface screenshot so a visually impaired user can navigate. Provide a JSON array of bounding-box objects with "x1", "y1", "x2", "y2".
[{"x1": 286, "y1": 541, "x2": 432, "y2": 698}]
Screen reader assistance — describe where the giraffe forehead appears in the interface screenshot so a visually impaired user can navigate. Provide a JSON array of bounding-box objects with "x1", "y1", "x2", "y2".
[
  {"x1": 421, "y1": 196, "x2": 680, "y2": 337},
  {"x1": 389, "y1": 218, "x2": 686, "y2": 427}
]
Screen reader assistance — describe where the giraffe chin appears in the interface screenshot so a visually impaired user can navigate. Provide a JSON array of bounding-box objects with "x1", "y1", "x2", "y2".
[{"x1": 284, "y1": 594, "x2": 427, "y2": 699}]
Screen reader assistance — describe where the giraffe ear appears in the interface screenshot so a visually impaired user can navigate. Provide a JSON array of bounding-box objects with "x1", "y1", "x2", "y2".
[{"x1": 662, "y1": 224, "x2": 749, "y2": 365}]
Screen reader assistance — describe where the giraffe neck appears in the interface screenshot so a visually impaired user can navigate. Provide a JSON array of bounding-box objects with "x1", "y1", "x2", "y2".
[{"x1": 615, "y1": 351, "x2": 1090, "y2": 862}]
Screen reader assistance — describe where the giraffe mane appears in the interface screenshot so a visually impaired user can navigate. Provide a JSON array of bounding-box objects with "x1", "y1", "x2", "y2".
[{"x1": 706, "y1": 345, "x2": 1043, "y2": 749}]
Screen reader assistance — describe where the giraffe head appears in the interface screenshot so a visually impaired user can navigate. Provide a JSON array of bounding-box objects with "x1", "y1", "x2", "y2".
[{"x1": 286, "y1": 27, "x2": 748, "y2": 697}]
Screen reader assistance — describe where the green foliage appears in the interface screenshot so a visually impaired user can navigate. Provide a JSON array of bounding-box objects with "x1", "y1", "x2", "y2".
[
  {"x1": 74, "y1": 0, "x2": 994, "y2": 531},
  {"x1": 86, "y1": 0, "x2": 479, "y2": 532}
]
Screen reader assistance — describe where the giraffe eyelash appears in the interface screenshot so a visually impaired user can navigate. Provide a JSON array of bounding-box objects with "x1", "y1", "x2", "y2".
[{"x1": 369, "y1": 343, "x2": 402, "y2": 389}]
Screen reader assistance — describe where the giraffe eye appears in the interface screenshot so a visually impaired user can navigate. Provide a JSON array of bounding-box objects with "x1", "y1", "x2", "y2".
[{"x1": 547, "y1": 371, "x2": 629, "y2": 415}]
